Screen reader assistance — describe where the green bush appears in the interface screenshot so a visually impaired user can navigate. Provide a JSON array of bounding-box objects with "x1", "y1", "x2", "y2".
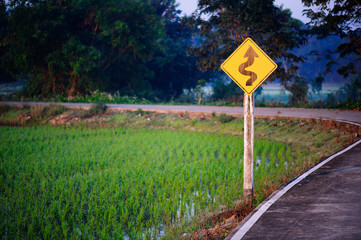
[
  {"x1": 134, "y1": 108, "x2": 145, "y2": 116},
  {"x1": 218, "y1": 113, "x2": 234, "y2": 123},
  {"x1": 89, "y1": 103, "x2": 108, "y2": 115},
  {"x1": 47, "y1": 104, "x2": 66, "y2": 117}
]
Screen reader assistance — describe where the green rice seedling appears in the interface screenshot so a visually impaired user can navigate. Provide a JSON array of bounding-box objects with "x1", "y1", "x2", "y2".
[
  {"x1": 1, "y1": 126, "x2": 294, "y2": 239},
  {"x1": 277, "y1": 146, "x2": 286, "y2": 171}
]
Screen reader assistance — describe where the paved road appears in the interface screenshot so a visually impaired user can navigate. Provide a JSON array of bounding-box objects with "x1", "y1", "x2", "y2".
[
  {"x1": 2, "y1": 101, "x2": 361, "y2": 125},
  {"x1": 227, "y1": 139, "x2": 361, "y2": 240}
]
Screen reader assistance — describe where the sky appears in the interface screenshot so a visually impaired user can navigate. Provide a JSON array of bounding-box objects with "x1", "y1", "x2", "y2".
[{"x1": 176, "y1": 0, "x2": 312, "y2": 23}]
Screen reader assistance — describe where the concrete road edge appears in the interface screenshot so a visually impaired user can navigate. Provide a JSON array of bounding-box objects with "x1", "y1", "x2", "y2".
[{"x1": 225, "y1": 137, "x2": 361, "y2": 240}]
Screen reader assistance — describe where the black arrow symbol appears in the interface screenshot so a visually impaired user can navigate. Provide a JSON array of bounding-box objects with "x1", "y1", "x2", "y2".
[{"x1": 238, "y1": 46, "x2": 259, "y2": 86}]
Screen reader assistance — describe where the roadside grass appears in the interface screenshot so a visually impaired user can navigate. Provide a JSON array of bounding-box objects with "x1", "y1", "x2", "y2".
[
  {"x1": 0, "y1": 106, "x2": 359, "y2": 239},
  {"x1": 0, "y1": 104, "x2": 66, "y2": 125}
]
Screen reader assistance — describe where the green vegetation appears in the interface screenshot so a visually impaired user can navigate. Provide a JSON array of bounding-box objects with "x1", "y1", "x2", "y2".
[
  {"x1": 45, "y1": 91, "x2": 154, "y2": 105},
  {"x1": 0, "y1": 0, "x2": 360, "y2": 108},
  {"x1": 0, "y1": 104, "x2": 66, "y2": 125},
  {"x1": 0, "y1": 0, "x2": 206, "y2": 101},
  {"x1": 89, "y1": 103, "x2": 108, "y2": 116},
  {"x1": 217, "y1": 113, "x2": 235, "y2": 124},
  {"x1": 0, "y1": 106, "x2": 358, "y2": 239},
  {"x1": 1, "y1": 126, "x2": 290, "y2": 239}
]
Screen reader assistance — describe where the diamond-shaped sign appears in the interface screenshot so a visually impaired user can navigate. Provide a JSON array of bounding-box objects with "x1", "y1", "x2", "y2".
[{"x1": 221, "y1": 38, "x2": 277, "y2": 95}]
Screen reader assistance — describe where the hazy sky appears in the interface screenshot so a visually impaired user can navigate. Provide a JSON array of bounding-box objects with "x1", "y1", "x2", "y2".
[{"x1": 176, "y1": 0, "x2": 312, "y2": 23}]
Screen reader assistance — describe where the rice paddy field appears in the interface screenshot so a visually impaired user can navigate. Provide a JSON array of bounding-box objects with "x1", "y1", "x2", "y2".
[
  {"x1": 1, "y1": 125, "x2": 296, "y2": 239},
  {"x1": 1, "y1": 104, "x2": 358, "y2": 239}
]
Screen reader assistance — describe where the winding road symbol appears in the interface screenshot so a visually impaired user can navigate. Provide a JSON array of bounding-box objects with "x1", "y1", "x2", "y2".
[
  {"x1": 221, "y1": 38, "x2": 277, "y2": 95},
  {"x1": 238, "y1": 46, "x2": 259, "y2": 86}
]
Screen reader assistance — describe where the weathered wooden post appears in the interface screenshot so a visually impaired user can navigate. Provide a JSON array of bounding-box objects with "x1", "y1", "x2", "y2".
[
  {"x1": 221, "y1": 38, "x2": 277, "y2": 205},
  {"x1": 243, "y1": 93, "x2": 254, "y2": 204}
]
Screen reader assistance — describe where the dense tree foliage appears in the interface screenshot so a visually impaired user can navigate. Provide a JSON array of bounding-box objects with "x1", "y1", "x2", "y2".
[
  {"x1": 302, "y1": 0, "x2": 361, "y2": 77},
  {"x1": 0, "y1": 0, "x2": 207, "y2": 100},
  {"x1": 3, "y1": 0, "x2": 162, "y2": 98},
  {"x1": 0, "y1": 0, "x2": 12, "y2": 82},
  {"x1": 1, "y1": 0, "x2": 359, "y2": 104},
  {"x1": 146, "y1": 1, "x2": 207, "y2": 99},
  {"x1": 189, "y1": 0, "x2": 307, "y2": 86}
]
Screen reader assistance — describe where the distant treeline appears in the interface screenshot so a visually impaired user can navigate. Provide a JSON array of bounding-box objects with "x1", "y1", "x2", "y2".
[
  {"x1": 0, "y1": 0, "x2": 212, "y2": 101},
  {"x1": 0, "y1": 0, "x2": 360, "y2": 106}
]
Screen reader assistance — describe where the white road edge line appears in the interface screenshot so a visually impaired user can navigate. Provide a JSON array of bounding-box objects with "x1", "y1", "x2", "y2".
[{"x1": 230, "y1": 138, "x2": 361, "y2": 240}]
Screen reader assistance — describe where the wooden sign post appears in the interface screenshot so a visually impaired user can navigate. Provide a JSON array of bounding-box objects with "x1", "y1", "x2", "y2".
[
  {"x1": 221, "y1": 38, "x2": 277, "y2": 204},
  {"x1": 243, "y1": 93, "x2": 254, "y2": 204}
]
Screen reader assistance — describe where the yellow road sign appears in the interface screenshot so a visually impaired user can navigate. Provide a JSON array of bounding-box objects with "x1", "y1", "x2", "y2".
[{"x1": 221, "y1": 38, "x2": 277, "y2": 95}]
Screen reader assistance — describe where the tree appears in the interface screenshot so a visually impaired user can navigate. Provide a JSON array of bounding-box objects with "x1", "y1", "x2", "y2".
[
  {"x1": 302, "y1": 0, "x2": 361, "y2": 78},
  {"x1": 189, "y1": 0, "x2": 307, "y2": 85},
  {"x1": 146, "y1": 0, "x2": 210, "y2": 100},
  {"x1": 194, "y1": 79, "x2": 207, "y2": 104},
  {"x1": 2, "y1": 0, "x2": 208, "y2": 100},
  {"x1": 341, "y1": 74, "x2": 361, "y2": 101},
  {"x1": 0, "y1": 0, "x2": 12, "y2": 82},
  {"x1": 4, "y1": 0, "x2": 163, "y2": 98},
  {"x1": 285, "y1": 76, "x2": 309, "y2": 105},
  {"x1": 309, "y1": 74, "x2": 324, "y2": 99},
  {"x1": 211, "y1": 78, "x2": 244, "y2": 104}
]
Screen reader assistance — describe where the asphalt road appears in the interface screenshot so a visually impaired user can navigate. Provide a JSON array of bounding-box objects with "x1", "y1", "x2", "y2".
[
  {"x1": 227, "y1": 139, "x2": 361, "y2": 240},
  {"x1": 2, "y1": 101, "x2": 361, "y2": 125}
]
